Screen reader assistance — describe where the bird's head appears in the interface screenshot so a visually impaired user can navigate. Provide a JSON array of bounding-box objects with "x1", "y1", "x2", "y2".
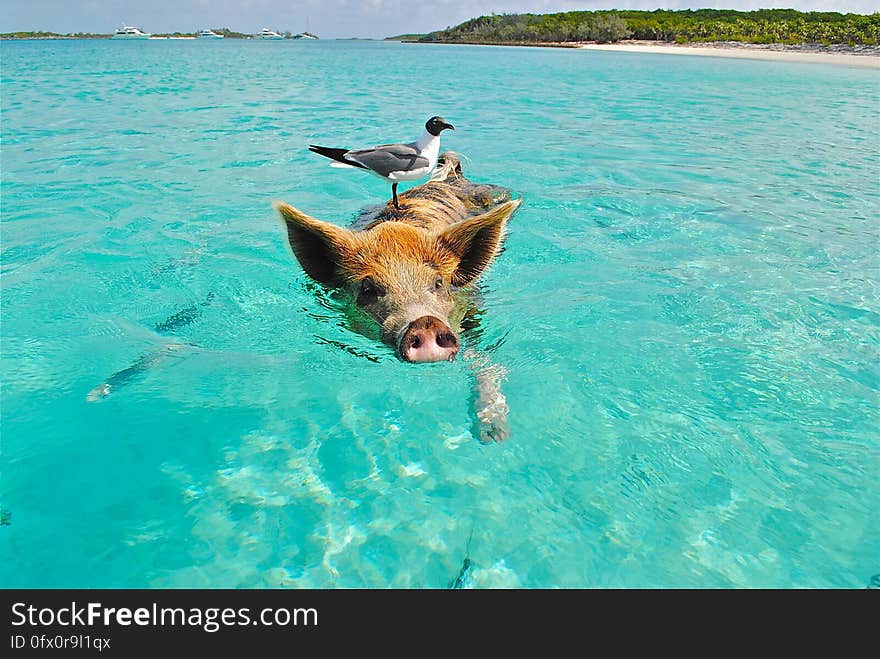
[{"x1": 426, "y1": 116, "x2": 455, "y2": 136}]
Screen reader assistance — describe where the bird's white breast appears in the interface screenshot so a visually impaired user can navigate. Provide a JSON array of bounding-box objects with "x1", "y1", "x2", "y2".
[
  {"x1": 386, "y1": 165, "x2": 432, "y2": 181},
  {"x1": 387, "y1": 131, "x2": 440, "y2": 181}
]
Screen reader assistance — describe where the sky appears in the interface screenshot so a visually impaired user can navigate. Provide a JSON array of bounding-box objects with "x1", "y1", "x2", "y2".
[{"x1": 1, "y1": 0, "x2": 875, "y2": 40}]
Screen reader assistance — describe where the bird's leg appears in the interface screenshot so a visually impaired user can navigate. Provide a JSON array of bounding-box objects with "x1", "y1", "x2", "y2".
[{"x1": 392, "y1": 182, "x2": 400, "y2": 210}]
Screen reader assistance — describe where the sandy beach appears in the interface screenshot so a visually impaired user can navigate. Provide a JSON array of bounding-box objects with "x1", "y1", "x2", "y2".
[{"x1": 580, "y1": 41, "x2": 880, "y2": 68}]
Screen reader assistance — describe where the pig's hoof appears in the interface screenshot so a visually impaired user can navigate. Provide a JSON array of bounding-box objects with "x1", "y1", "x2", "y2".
[{"x1": 474, "y1": 395, "x2": 510, "y2": 444}]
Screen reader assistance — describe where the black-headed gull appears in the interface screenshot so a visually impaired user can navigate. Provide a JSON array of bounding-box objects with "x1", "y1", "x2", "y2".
[{"x1": 309, "y1": 116, "x2": 455, "y2": 209}]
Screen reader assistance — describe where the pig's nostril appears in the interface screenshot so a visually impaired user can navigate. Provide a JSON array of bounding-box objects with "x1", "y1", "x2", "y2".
[
  {"x1": 410, "y1": 335, "x2": 421, "y2": 349},
  {"x1": 436, "y1": 332, "x2": 457, "y2": 348}
]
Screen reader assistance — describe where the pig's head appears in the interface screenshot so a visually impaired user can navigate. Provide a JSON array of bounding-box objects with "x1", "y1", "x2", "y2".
[{"x1": 275, "y1": 199, "x2": 520, "y2": 363}]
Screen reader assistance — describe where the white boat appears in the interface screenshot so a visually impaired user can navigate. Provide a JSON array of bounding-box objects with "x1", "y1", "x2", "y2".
[
  {"x1": 258, "y1": 28, "x2": 284, "y2": 39},
  {"x1": 112, "y1": 25, "x2": 151, "y2": 39},
  {"x1": 197, "y1": 29, "x2": 224, "y2": 39},
  {"x1": 294, "y1": 32, "x2": 318, "y2": 39}
]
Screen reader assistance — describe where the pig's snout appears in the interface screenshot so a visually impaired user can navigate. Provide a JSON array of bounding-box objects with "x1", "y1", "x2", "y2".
[{"x1": 398, "y1": 316, "x2": 459, "y2": 363}]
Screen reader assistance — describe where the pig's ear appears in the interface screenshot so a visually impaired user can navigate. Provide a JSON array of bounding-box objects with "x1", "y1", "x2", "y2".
[
  {"x1": 274, "y1": 202, "x2": 352, "y2": 286},
  {"x1": 440, "y1": 199, "x2": 521, "y2": 287}
]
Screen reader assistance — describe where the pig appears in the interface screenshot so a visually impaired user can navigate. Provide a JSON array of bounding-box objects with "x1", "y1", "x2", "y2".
[{"x1": 276, "y1": 153, "x2": 520, "y2": 441}]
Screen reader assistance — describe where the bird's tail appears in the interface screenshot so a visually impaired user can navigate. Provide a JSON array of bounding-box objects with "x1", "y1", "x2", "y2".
[{"x1": 308, "y1": 145, "x2": 367, "y2": 169}]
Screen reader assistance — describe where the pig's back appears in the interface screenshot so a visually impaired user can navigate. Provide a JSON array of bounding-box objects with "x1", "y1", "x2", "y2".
[{"x1": 354, "y1": 168, "x2": 513, "y2": 234}]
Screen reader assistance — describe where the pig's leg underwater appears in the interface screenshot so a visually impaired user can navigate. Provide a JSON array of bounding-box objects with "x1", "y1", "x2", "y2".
[
  {"x1": 465, "y1": 350, "x2": 510, "y2": 443},
  {"x1": 459, "y1": 294, "x2": 510, "y2": 443}
]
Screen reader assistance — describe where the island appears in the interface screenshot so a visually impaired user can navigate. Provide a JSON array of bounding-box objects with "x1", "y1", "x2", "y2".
[
  {"x1": 413, "y1": 9, "x2": 879, "y2": 50},
  {"x1": 385, "y1": 34, "x2": 427, "y2": 41},
  {"x1": 1, "y1": 27, "x2": 309, "y2": 40}
]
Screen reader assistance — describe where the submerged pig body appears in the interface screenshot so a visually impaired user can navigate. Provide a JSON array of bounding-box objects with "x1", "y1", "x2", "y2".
[{"x1": 276, "y1": 154, "x2": 520, "y2": 362}]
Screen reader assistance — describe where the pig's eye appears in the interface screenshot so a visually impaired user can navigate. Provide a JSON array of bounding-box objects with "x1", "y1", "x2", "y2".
[
  {"x1": 359, "y1": 277, "x2": 383, "y2": 299},
  {"x1": 434, "y1": 276, "x2": 444, "y2": 290}
]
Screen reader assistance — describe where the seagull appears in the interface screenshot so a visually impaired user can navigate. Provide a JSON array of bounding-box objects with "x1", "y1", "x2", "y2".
[{"x1": 309, "y1": 116, "x2": 455, "y2": 209}]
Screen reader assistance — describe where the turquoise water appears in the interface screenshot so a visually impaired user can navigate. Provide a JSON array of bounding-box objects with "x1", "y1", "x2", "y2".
[{"x1": 1, "y1": 39, "x2": 878, "y2": 588}]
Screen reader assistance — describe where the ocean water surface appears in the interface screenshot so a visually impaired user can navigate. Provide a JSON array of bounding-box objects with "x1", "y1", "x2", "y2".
[{"x1": 1, "y1": 39, "x2": 878, "y2": 588}]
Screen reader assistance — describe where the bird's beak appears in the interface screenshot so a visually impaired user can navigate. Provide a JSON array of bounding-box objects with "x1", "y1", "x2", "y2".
[{"x1": 442, "y1": 123, "x2": 455, "y2": 132}]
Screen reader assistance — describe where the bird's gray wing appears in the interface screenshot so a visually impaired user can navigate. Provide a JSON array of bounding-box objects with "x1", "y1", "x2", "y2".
[{"x1": 345, "y1": 143, "x2": 429, "y2": 177}]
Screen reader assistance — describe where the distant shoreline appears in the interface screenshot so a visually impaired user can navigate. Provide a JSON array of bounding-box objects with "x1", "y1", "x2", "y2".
[
  {"x1": 404, "y1": 39, "x2": 880, "y2": 67},
  {"x1": 0, "y1": 35, "x2": 109, "y2": 40},
  {"x1": 0, "y1": 31, "x2": 315, "y2": 41},
  {"x1": 580, "y1": 40, "x2": 880, "y2": 68}
]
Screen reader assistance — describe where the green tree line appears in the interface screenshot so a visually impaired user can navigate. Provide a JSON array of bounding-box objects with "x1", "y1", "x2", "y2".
[
  {"x1": 421, "y1": 9, "x2": 880, "y2": 45},
  {"x1": 0, "y1": 31, "x2": 108, "y2": 39}
]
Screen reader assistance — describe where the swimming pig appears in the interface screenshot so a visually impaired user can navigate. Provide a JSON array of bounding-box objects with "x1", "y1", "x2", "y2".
[
  {"x1": 276, "y1": 154, "x2": 519, "y2": 441},
  {"x1": 275, "y1": 154, "x2": 520, "y2": 364}
]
